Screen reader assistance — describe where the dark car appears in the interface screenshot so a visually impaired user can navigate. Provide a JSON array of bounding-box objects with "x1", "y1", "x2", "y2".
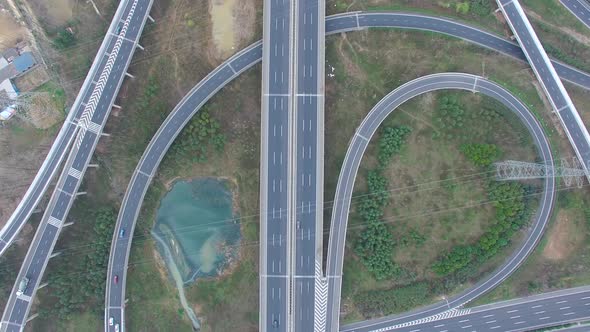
[
  {"x1": 114, "y1": 275, "x2": 119, "y2": 284},
  {"x1": 272, "y1": 319, "x2": 279, "y2": 328}
]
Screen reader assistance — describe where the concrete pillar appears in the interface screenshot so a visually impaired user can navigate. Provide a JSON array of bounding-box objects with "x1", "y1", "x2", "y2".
[
  {"x1": 112, "y1": 104, "x2": 122, "y2": 109},
  {"x1": 88, "y1": 164, "x2": 99, "y2": 168},
  {"x1": 38, "y1": 282, "x2": 48, "y2": 289},
  {"x1": 49, "y1": 251, "x2": 61, "y2": 258},
  {"x1": 26, "y1": 313, "x2": 38, "y2": 323},
  {"x1": 148, "y1": 15, "x2": 155, "y2": 23},
  {"x1": 76, "y1": 191, "x2": 87, "y2": 197},
  {"x1": 136, "y1": 44, "x2": 144, "y2": 51},
  {"x1": 101, "y1": 132, "x2": 111, "y2": 137},
  {"x1": 125, "y1": 72, "x2": 135, "y2": 79},
  {"x1": 63, "y1": 222, "x2": 74, "y2": 227}
]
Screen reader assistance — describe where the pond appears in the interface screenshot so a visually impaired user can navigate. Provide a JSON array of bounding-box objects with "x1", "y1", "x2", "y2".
[{"x1": 151, "y1": 177, "x2": 241, "y2": 329}]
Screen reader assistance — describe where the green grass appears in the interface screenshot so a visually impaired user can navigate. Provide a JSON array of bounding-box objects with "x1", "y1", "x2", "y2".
[{"x1": 522, "y1": 0, "x2": 590, "y2": 35}]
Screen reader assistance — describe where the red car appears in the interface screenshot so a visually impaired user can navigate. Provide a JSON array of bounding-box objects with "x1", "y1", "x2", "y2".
[{"x1": 114, "y1": 275, "x2": 119, "y2": 284}]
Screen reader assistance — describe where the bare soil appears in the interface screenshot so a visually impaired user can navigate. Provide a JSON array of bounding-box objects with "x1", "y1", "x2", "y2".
[
  {"x1": 543, "y1": 210, "x2": 585, "y2": 261},
  {"x1": 208, "y1": 0, "x2": 256, "y2": 60},
  {"x1": 0, "y1": 11, "x2": 27, "y2": 48},
  {"x1": 25, "y1": 0, "x2": 74, "y2": 27}
]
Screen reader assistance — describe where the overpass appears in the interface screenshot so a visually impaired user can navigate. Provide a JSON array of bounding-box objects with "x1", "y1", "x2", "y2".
[
  {"x1": 259, "y1": 0, "x2": 295, "y2": 329},
  {"x1": 496, "y1": 0, "x2": 590, "y2": 177},
  {"x1": 0, "y1": 0, "x2": 153, "y2": 257},
  {"x1": 292, "y1": 0, "x2": 326, "y2": 331},
  {"x1": 99, "y1": 10, "x2": 590, "y2": 332},
  {"x1": 0, "y1": 0, "x2": 154, "y2": 331}
]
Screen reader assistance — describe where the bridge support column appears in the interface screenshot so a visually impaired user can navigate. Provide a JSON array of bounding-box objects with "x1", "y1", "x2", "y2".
[
  {"x1": 88, "y1": 164, "x2": 99, "y2": 168},
  {"x1": 33, "y1": 207, "x2": 43, "y2": 214},
  {"x1": 136, "y1": 44, "x2": 144, "y2": 51},
  {"x1": 125, "y1": 72, "x2": 135, "y2": 79},
  {"x1": 26, "y1": 313, "x2": 38, "y2": 323},
  {"x1": 63, "y1": 221, "x2": 74, "y2": 227},
  {"x1": 148, "y1": 15, "x2": 155, "y2": 23},
  {"x1": 101, "y1": 132, "x2": 111, "y2": 137},
  {"x1": 49, "y1": 251, "x2": 61, "y2": 259},
  {"x1": 112, "y1": 104, "x2": 122, "y2": 109},
  {"x1": 38, "y1": 282, "x2": 48, "y2": 289},
  {"x1": 76, "y1": 191, "x2": 87, "y2": 197}
]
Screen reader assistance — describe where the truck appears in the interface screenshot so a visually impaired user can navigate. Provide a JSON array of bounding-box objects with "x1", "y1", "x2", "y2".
[{"x1": 16, "y1": 277, "x2": 29, "y2": 296}]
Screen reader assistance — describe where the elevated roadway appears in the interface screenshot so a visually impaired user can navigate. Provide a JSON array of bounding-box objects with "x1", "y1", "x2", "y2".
[
  {"x1": 0, "y1": 0, "x2": 149, "y2": 257},
  {"x1": 0, "y1": 0, "x2": 154, "y2": 331},
  {"x1": 260, "y1": 0, "x2": 295, "y2": 329},
  {"x1": 292, "y1": 0, "x2": 326, "y2": 331},
  {"x1": 101, "y1": 11, "x2": 590, "y2": 332},
  {"x1": 561, "y1": 0, "x2": 590, "y2": 29},
  {"x1": 497, "y1": 0, "x2": 590, "y2": 177},
  {"x1": 326, "y1": 73, "x2": 555, "y2": 332}
]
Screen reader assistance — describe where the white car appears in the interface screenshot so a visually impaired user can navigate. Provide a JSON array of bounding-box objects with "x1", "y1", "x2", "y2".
[
  {"x1": 109, "y1": 317, "x2": 114, "y2": 326},
  {"x1": 115, "y1": 324, "x2": 120, "y2": 332}
]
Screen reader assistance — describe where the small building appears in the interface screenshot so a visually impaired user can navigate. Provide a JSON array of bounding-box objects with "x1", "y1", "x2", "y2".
[
  {"x1": 12, "y1": 52, "x2": 36, "y2": 75},
  {"x1": 0, "y1": 104, "x2": 16, "y2": 121}
]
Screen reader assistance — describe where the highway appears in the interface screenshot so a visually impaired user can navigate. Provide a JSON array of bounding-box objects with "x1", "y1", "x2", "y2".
[
  {"x1": 260, "y1": 0, "x2": 295, "y2": 329},
  {"x1": 99, "y1": 10, "x2": 590, "y2": 332},
  {"x1": 292, "y1": 0, "x2": 326, "y2": 331},
  {"x1": 348, "y1": 286, "x2": 590, "y2": 332},
  {"x1": 0, "y1": 0, "x2": 154, "y2": 331},
  {"x1": 0, "y1": 0, "x2": 150, "y2": 257},
  {"x1": 2, "y1": 8, "x2": 589, "y2": 261},
  {"x1": 326, "y1": 73, "x2": 555, "y2": 332},
  {"x1": 496, "y1": 0, "x2": 590, "y2": 178},
  {"x1": 561, "y1": 0, "x2": 590, "y2": 29},
  {"x1": 103, "y1": 42, "x2": 263, "y2": 332}
]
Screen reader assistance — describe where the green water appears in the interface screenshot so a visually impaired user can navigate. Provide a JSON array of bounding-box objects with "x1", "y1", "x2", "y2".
[{"x1": 152, "y1": 177, "x2": 240, "y2": 284}]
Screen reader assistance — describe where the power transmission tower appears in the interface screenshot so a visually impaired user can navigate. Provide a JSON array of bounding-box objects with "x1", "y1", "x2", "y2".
[{"x1": 494, "y1": 158, "x2": 586, "y2": 188}]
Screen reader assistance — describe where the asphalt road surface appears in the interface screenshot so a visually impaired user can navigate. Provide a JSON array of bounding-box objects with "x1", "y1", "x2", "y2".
[
  {"x1": 101, "y1": 11, "x2": 590, "y2": 332},
  {"x1": 350, "y1": 286, "x2": 590, "y2": 332},
  {"x1": 0, "y1": 1, "x2": 154, "y2": 331},
  {"x1": 293, "y1": 0, "x2": 325, "y2": 331},
  {"x1": 259, "y1": 0, "x2": 295, "y2": 329},
  {"x1": 561, "y1": 0, "x2": 590, "y2": 29},
  {"x1": 327, "y1": 73, "x2": 555, "y2": 332},
  {"x1": 0, "y1": 0, "x2": 146, "y2": 257},
  {"x1": 497, "y1": 0, "x2": 590, "y2": 177}
]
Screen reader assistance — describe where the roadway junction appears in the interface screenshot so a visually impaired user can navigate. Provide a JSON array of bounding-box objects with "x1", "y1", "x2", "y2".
[{"x1": 2, "y1": 1, "x2": 590, "y2": 332}]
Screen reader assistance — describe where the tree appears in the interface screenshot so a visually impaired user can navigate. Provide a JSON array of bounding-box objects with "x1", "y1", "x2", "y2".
[
  {"x1": 53, "y1": 29, "x2": 76, "y2": 49},
  {"x1": 460, "y1": 143, "x2": 501, "y2": 167}
]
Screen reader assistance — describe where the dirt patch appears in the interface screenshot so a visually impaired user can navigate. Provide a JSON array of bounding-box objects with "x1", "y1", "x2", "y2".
[
  {"x1": 22, "y1": 93, "x2": 64, "y2": 129},
  {"x1": 25, "y1": 0, "x2": 74, "y2": 27},
  {"x1": 527, "y1": 10, "x2": 590, "y2": 47},
  {"x1": 0, "y1": 11, "x2": 27, "y2": 48},
  {"x1": 543, "y1": 210, "x2": 585, "y2": 261},
  {"x1": 208, "y1": 0, "x2": 256, "y2": 60}
]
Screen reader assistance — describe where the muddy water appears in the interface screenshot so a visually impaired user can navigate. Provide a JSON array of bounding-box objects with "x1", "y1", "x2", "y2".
[
  {"x1": 210, "y1": 0, "x2": 236, "y2": 56},
  {"x1": 152, "y1": 178, "x2": 240, "y2": 283}
]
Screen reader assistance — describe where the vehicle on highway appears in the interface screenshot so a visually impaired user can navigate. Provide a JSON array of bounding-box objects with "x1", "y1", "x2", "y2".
[
  {"x1": 16, "y1": 277, "x2": 29, "y2": 296},
  {"x1": 273, "y1": 319, "x2": 279, "y2": 328},
  {"x1": 296, "y1": 220, "x2": 300, "y2": 229},
  {"x1": 119, "y1": 228, "x2": 125, "y2": 238},
  {"x1": 116, "y1": 24, "x2": 122, "y2": 35},
  {"x1": 115, "y1": 323, "x2": 120, "y2": 332},
  {"x1": 109, "y1": 317, "x2": 114, "y2": 326},
  {"x1": 114, "y1": 275, "x2": 119, "y2": 284}
]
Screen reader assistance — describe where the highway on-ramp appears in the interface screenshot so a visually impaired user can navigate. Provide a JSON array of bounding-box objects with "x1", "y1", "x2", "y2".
[
  {"x1": 327, "y1": 73, "x2": 555, "y2": 332},
  {"x1": 0, "y1": 0, "x2": 149, "y2": 257},
  {"x1": 0, "y1": 0, "x2": 154, "y2": 331},
  {"x1": 102, "y1": 11, "x2": 590, "y2": 332},
  {"x1": 358, "y1": 285, "x2": 590, "y2": 332}
]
